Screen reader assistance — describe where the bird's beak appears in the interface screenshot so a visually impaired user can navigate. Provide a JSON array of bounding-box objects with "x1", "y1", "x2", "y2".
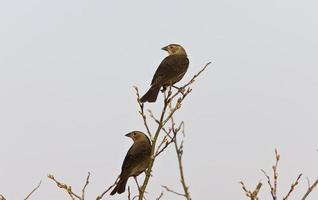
[
  {"x1": 161, "y1": 46, "x2": 168, "y2": 51},
  {"x1": 125, "y1": 132, "x2": 131, "y2": 137}
]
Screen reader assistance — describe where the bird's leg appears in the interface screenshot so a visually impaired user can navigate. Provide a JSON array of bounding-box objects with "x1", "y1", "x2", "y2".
[
  {"x1": 172, "y1": 85, "x2": 185, "y2": 95},
  {"x1": 172, "y1": 85, "x2": 180, "y2": 90},
  {"x1": 134, "y1": 176, "x2": 141, "y2": 193}
]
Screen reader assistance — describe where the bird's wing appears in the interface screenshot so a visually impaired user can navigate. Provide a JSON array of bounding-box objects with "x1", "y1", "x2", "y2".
[
  {"x1": 120, "y1": 143, "x2": 151, "y2": 177},
  {"x1": 151, "y1": 55, "x2": 189, "y2": 86}
]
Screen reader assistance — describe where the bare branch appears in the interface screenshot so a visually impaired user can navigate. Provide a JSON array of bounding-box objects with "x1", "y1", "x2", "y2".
[
  {"x1": 155, "y1": 134, "x2": 170, "y2": 155},
  {"x1": 306, "y1": 177, "x2": 311, "y2": 190},
  {"x1": 128, "y1": 186, "x2": 131, "y2": 200},
  {"x1": 283, "y1": 173, "x2": 302, "y2": 200},
  {"x1": 240, "y1": 181, "x2": 262, "y2": 200},
  {"x1": 273, "y1": 149, "x2": 280, "y2": 198},
  {"x1": 24, "y1": 181, "x2": 42, "y2": 200},
  {"x1": 261, "y1": 169, "x2": 275, "y2": 200},
  {"x1": 152, "y1": 111, "x2": 184, "y2": 157},
  {"x1": 301, "y1": 179, "x2": 318, "y2": 200},
  {"x1": 147, "y1": 110, "x2": 161, "y2": 126},
  {"x1": 96, "y1": 176, "x2": 119, "y2": 200},
  {"x1": 168, "y1": 108, "x2": 191, "y2": 200},
  {"x1": 261, "y1": 149, "x2": 280, "y2": 200},
  {"x1": 154, "y1": 124, "x2": 179, "y2": 157},
  {"x1": 241, "y1": 150, "x2": 318, "y2": 200},
  {"x1": 162, "y1": 185, "x2": 185, "y2": 197},
  {"x1": 48, "y1": 174, "x2": 81, "y2": 200},
  {"x1": 134, "y1": 86, "x2": 152, "y2": 139},
  {"x1": 48, "y1": 173, "x2": 93, "y2": 200},
  {"x1": 155, "y1": 192, "x2": 164, "y2": 200},
  {"x1": 81, "y1": 172, "x2": 90, "y2": 200}
]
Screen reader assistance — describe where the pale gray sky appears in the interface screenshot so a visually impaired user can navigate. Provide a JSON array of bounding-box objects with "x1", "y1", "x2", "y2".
[{"x1": 0, "y1": 0, "x2": 317, "y2": 199}]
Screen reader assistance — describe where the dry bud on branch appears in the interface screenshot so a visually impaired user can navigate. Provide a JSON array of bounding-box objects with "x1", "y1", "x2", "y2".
[{"x1": 48, "y1": 172, "x2": 90, "y2": 200}]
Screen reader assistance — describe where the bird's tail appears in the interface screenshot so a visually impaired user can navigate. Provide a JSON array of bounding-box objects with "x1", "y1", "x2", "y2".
[
  {"x1": 110, "y1": 178, "x2": 128, "y2": 195},
  {"x1": 140, "y1": 85, "x2": 160, "y2": 103}
]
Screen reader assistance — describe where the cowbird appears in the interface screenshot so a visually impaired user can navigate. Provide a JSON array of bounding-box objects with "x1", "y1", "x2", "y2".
[
  {"x1": 110, "y1": 131, "x2": 151, "y2": 195},
  {"x1": 140, "y1": 44, "x2": 189, "y2": 103}
]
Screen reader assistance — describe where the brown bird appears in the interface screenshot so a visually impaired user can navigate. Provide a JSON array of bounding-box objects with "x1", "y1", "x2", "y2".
[
  {"x1": 110, "y1": 131, "x2": 151, "y2": 195},
  {"x1": 140, "y1": 44, "x2": 189, "y2": 103}
]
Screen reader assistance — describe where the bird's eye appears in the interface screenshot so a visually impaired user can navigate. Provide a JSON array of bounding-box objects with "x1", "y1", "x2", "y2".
[{"x1": 133, "y1": 132, "x2": 137, "y2": 136}]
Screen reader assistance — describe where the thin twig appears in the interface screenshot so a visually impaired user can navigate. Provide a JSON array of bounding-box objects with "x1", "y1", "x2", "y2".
[
  {"x1": 147, "y1": 109, "x2": 175, "y2": 157},
  {"x1": 155, "y1": 135, "x2": 170, "y2": 156},
  {"x1": 48, "y1": 174, "x2": 81, "y2": 200},
  {"x1": 134, "y1": 86, "x2": 152, "y2": 139},
  {"x1": 261, "y1": 169, "x2": 275, "y2": 200},
  {"x1": 162, "y1": 88, "x2": 191, "y2": 127},
  {"x1": 162, "y1": 185, "x2": 185, "y2": 197},
  {"x1": 306, "y1": 177, "x2": 311, "y2": 190},
  {"x1": 81, "y1": 172, "x2": 90, "y2": 200},
  {"x1": 283, "y1": 173, "x2": 302, "y2": 200},
  {"x1": 155, "y1": 192, "x2": 164, "y2": 200},
  {"x1": 261, "y1": 149, "x2": 280, "y2": 200},
  {"x1": 155, "y1": 123, "x2": 182, "y2": 157},
  {"x1": 301, "y1": 179, "x2": 318, "y2": 200},
  {"x1": 174, "y1": 135, "x2": 192, "y2": 199},
  {"x1": 128, "y1": 186, "x2": 131, "y2": 200},
  {"x1": 240, "y1": 181, "x2": 262, "y2": 200},
  {"x1": 153, "y1": 115, "x2": 184, "y2": 157},
  {"x1": 168, "y1": 105, "x2": 191, "y2": 200},
  {"x1": 273, "y1": 149, "x2": 279, "y2": 199},
  {"x1": 155, "y1": 135, "x2": 175, "y2": 157},
  {"x1": 96, "y1": 176, "x2": 119, "y2": 200},
  {"x1": 24, "y1": 181, "x2": 42, "y2": 200},
  {"x1": 148, "y1": 110, "x2": 161, "y2": 126}
]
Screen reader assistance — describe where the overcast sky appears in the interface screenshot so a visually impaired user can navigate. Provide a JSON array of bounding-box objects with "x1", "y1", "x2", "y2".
[{"x1": 0, "y1": 0, "x2": 317, "y2": 199}]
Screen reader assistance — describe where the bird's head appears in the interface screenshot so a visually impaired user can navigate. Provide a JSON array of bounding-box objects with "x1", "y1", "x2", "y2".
[
  {"x1": 125, "y1": 131, "x2": 149, "y2": 142},
  {"x1": 162, "y1": 44, "x2": 187, "y2": 56}
]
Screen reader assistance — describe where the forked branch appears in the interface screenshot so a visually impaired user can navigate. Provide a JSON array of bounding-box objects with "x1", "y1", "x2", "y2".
[
  {"x1": 240, "y1": 150, "x2": 317, "y2": 200},
  {"x1": 240, "y1": 181, "x2": 262, "y2": 200},
  {"x1": 48, "y1": 172, "x2": 91, "y2": 200},
  {"x1": 301, "y1": 179, "x2": 318, "y2": 200}
]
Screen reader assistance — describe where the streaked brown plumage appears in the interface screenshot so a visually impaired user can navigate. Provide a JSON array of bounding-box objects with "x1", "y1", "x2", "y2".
[
  {"x1": 140, "y1": 44, "x2": 189, "y2": 103},
  {"x1": 110, "y1": 131, "x2": 151, "y2": 195}
]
